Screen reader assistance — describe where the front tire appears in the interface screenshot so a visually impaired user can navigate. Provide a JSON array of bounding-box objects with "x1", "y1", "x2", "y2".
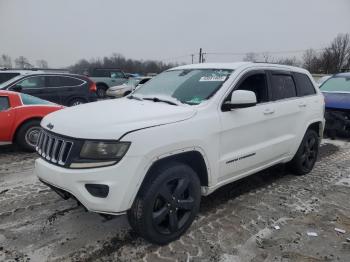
[
  {"x1": 288, "y1": 129, "x2": 319, "y2": 175},
  {"x1": 127, "y1": 162, "x2": 201, "y2": 245},
  {"x1": 15, "y1": 119, "x2": 41, "y2": 152}
]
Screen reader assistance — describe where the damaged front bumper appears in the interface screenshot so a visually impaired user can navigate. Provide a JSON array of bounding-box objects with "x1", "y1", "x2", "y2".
[{"x1": 324, "y1": 109, "x2": 350, "y2": 137}]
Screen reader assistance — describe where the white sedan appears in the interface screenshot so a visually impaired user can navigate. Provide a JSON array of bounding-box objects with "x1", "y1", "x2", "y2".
[{"x1": 106, "y1": 76, "x2": 152, "y2": 98}]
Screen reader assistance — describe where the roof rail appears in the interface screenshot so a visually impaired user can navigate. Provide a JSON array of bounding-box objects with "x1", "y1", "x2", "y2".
[{"x1": 0, "y1": 67, "x2": 69, "y2": 72}]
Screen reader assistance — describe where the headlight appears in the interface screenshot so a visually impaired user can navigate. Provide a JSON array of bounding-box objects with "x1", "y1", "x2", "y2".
[
  {"x1": 70, "y1": 141, "x2": 130, "y2": 168},
  {"x1": 80, "y1": 141, "x2": 130, "y2": 159}
]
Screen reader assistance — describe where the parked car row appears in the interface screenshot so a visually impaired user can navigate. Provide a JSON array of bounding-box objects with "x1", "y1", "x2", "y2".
[
  {"x1": 2, "y1": 62, "x2": 349, "y2": 245},
  {"x1": 0, "y1": 70, "x2": 98, "y2": 106},
  {"x1": 0, "y1": 90, "x2": 63, "y2": 150},
  {"x1": 320, "y1": 72, "x2": 350, "y2": 138}
]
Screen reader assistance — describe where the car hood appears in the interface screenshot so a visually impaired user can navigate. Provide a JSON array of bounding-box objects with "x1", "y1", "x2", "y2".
[
  {"x1": 322, "y1": 91, "x2": 350, "y2": 110},
  {"x1": 41, "y1": 98, "x2": 196, "y2": 140}
]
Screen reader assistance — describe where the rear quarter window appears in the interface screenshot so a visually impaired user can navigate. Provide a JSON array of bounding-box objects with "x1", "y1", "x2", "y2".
[
  {"x1": 294, "y1": 72, "x2": 316, "y2": 96},
  {"x1": 0, "y1": 96, "x2": 10, "y2": 111},
  {"x1": 60, "y1": 77, "x2": 84, "y2": 87},
  {"x1": 20, "y1": 93, "x2": 53, "y2": 105}
]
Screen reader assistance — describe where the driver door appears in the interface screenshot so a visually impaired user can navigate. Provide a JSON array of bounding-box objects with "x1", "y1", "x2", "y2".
[{"x1": 218, "y1": 70, "x2": 282, "y2": 183}]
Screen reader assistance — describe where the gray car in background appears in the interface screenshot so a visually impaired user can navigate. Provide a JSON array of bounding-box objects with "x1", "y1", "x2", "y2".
[{"x1": 89, "y1": 68, "x2": 128, "y2": 98}]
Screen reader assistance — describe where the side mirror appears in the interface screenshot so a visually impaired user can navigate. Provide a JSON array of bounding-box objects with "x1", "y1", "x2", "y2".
[
  {"x1": 11, "y1": 85, "x2": 22, "y2": 92},
  {"x1": 222, "y1": 90, "x2": 257, "y2": 111}
]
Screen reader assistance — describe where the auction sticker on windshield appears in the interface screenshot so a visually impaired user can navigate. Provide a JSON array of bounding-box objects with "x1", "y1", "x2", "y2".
[{"x1": 199, "y1": 75, "x2": 227, "y2": 82}]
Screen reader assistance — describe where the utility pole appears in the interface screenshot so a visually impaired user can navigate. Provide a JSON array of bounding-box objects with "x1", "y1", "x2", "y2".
[
  {"x1": 191, "y1": 54, "x2": 194, "y2": 64},
  {"x1": 199, "y1": 48, "x2": 202, "y2": 63}
]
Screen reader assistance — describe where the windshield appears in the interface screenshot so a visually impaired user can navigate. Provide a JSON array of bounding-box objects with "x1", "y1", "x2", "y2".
[
  {"x1": 125, "y1": 78, "x2": 141, "y2": 87},
  {"x1": 133, "y1": 69, "x2": 233, "y2": 105},
  {"x1": 320, "y1": 76, "x2": 350, "y2": 92}
]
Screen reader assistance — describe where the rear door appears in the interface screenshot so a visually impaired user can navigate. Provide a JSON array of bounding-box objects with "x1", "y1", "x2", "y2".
[
  {"x1": 266, "y1": 70, "x2": 303, "y2": 156},
  {"x1": 58, "y1": 76, "x2": 86, "y2": 105},
  {"x1": 0, "y1": 95, "x2": 15, "y2": 143},
  {"x1": 44, "y1": 75, "x2": 64, "y2": 104}
]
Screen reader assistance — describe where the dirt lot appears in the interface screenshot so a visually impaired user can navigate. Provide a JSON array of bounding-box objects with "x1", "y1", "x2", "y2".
[{"x1": 1, "y1": 139, "x2": 350, "y2": 262}]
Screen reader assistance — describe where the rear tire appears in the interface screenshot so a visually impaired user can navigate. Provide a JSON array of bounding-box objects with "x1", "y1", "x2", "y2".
[
  {"x1": 69, "y1": 98, "x2": 86, "y2": 106},
  {"x1": 15, "y1": 119, "x2": 41, "y2": 152},
  {"x1": 96, "y1": 86, "x2": 107, "y2": 98},
  {"x1": 127, "y1": 162, "x2": 201, "y2": 245},
  {"x1": 288, "y1": 129, "x2": 319, "y2": 175}
]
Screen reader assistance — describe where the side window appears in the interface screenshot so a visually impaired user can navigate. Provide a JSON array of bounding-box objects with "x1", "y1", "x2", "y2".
[
  {"x1": 60, "y1": 77, "x2": 84, "y2": 87},
  {"x1": 46, "y1": 76, "x2": 61, "y2": 87},
  {"x1": 16, "y1": 76, "x2": 45, "y2": 89},
  {"x1": 270, "y1": 74, "x2": 297, "y2": 101},
  {"x1": 110, "y1": 71, "x2": 124, "y2": 78},
  {"x1": 236, "y1": 73, "x2": 269, "y2": 103},
  {"x1": 0, "y1": 96, "x2": 10, "y2": 111},
  {"x1": 294, "y1": 72, "x2": 316, "y2": 96}
]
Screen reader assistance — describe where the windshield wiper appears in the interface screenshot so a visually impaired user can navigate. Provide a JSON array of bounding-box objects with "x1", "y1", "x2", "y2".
[
  {"x1": 127, "y1": 95, "x2": 143, "y2": 101},
  {"x1": 142, "y1": 96, "x2": 179, "y2": 106}
]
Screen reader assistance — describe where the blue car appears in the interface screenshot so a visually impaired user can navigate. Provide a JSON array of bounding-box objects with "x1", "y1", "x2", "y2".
[{"x1": 320, "y1": 72, "x2": 350, "y2": 138}]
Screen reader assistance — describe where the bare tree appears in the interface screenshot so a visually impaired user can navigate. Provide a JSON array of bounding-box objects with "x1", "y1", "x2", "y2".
[
  {"x1": 15, "y1": 56, "x2": 32, "y2": 69},
  {"x1": 243, "y1": 52, "x2": 258, "y2": 62},
  {"x1": 276, "y1": 56, "x2": 300, "y2": 67},
  {"x1": 302, "y1": 49, "x2": 320, "y2": 73},
  {"x1": 262, "y1": 52, "x2": 271, "y2": 63},
  {"x1": 36, "y1": 59, "x2": 49, "y2": 68},
  {"x1": 0, "y1": 54, "x2": 12, "y2": 68}
]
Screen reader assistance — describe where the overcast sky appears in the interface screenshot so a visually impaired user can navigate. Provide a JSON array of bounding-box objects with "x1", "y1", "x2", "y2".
[{"x1": 1, "y1": 0, "x2": 349, "y2": 67}]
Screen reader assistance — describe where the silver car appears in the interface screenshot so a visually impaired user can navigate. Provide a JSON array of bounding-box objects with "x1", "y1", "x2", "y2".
[{"x1": 106, "y1": 76, "x2": 152, "y2": 98}]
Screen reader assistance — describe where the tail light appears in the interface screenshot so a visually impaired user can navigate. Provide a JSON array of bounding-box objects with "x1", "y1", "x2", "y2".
[{"x1": 89, "y1": 81, "x2": 97, "y2": 93}]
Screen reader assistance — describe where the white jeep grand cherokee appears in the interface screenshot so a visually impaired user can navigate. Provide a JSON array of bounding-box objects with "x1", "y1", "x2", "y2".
[{"x1": 35, "y1": 62, "x2": 325, "y2": 244}]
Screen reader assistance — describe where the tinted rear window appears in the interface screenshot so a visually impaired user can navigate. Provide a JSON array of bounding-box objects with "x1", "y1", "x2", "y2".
[
  {"x1": 46, "y1": 76, "x2": 61, "y2": 87},
  {"x1": 270, "y1": 74, "x2": 297, "y2": 100},
  {"x1": 60, "y1": 77, "x2": 84, "y2": 86},
  {"x1": 20, "y1": 93, "x2": 53, "y2": 105},
  {"x1": 0, "y1": 73, "x2": 20, "y2": 84},
  {"x1": 0, "y1": 96, "x2": 10, "y2": 111},
  {"x1": 294, "y1": 72, "x2": 316, "y2": 96}
]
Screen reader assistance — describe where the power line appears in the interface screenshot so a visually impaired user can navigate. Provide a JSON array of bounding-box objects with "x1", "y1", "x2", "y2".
[{"x1": 160, "y1": 47, "x2": 326, "y2": 63}]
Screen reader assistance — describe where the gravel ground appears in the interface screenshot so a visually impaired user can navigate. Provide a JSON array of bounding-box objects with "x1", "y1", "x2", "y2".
[{"x1": 0, "y1": 139, "x2": 350, "y2": 262}]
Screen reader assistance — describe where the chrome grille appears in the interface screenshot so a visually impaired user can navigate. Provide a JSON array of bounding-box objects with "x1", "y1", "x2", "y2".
[{"x1": 36, "y1": 130, "x2": 73, "y2": 166}]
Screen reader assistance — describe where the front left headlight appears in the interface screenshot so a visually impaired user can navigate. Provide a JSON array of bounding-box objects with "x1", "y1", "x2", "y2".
[{"x1": 70, "y1": 141, "x2": 130, "y2": 168}]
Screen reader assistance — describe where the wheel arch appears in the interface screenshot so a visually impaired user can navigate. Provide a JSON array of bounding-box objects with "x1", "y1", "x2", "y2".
[
  {"x1": 96, "y1": 82, "x2": 109, "y2": 89},
  {"x1": 135, "y1": 150, "x2": 210, "y2": 199},
  {"x1": 12, "y1": 117, "x2": 42, "y2": 142},
  {"x1": 307, "y1": 121, "x2": 324, "y2": 138}
]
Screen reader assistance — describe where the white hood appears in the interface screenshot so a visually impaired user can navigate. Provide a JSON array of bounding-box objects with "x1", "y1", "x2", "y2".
[{"x1": 41, "y1": 98, "x2": 196, "y2": 140}]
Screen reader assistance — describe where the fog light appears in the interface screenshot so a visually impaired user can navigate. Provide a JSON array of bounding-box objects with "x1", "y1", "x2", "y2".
[{"x1": 85, "y1": 184, "x2": 109, "y2": 198}]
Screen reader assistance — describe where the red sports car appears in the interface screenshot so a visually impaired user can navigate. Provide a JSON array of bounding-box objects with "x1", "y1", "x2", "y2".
[{"x1": 0, "y1": 90, "x2": 63, "y2": 151}]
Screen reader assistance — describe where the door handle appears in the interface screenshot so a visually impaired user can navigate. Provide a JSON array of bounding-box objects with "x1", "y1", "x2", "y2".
[{"x1": 263, "y1": 108, "x2": 275, "y2": 115}]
